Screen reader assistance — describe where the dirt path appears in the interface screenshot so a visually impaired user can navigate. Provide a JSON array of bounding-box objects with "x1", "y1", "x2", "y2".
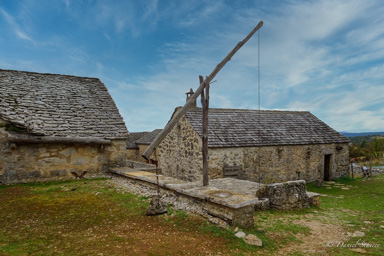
[{"x1": 277, "y1": 217, "x2": 348, "y2": 255}]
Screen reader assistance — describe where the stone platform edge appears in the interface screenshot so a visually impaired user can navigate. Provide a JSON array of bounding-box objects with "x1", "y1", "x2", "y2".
[{"x1": 110, "y1": 167, "x2": 258, "y2": 209}]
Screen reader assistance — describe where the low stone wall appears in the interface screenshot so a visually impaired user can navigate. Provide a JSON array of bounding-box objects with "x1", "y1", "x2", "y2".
[
  {"x1": 174, "y1": 190, "x2": 255, "y2": 228},
  {"x1": 110, "y1": 175, "x2": 230, "y2": 228},
  {"x1": 110, "y1": 168, "x2": 320, "y2": 228},
  {"x1": 350, "y1": 165, "x2": 384, "y2": 178},
  {"x1": 0, "y1": 127, "x2": 126, "y2": 184},
  {"x1": 256, "y1": 180, "x2": 319, "y2": 210},
  {"x1": 110, "y1": 168, "x2": 257, "y2": 228}
]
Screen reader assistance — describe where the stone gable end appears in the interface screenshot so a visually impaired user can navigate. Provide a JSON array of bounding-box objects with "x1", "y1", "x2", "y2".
[{"x1": 157, "y1": 116, "x2": 203, "y2": 182}]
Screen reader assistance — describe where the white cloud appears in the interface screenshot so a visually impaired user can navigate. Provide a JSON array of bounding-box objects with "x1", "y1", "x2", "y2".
[
  {"x1": 2, "y1": 0, "x2": 384, "y2": 133},
  {"x1": 63, "y1": 0, "x2": 70, "y2": 9},
  {"x1": 155, "y1": 0, "x2": 383, "y2": 132},
  {"x1": 0, "y1": 8, "x2": 33, "y2": 41}
]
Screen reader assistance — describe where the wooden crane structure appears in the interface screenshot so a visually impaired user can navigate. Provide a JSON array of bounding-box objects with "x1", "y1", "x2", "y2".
[{"x1": 142, "y1": 21, "x2": 264, "y2": 186}]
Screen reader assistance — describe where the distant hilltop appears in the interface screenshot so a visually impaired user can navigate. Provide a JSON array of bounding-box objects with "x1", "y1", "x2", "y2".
[{"x1": 340, "y1": 132, "x2": 384, "y2": 137}]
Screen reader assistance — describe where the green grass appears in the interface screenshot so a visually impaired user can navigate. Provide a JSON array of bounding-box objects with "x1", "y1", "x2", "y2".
[
  {"x1": 1, "y1": 175, "x2": 384, "y2": 255},
  {"x1": 0, "y1": 179, "x2": 266, "y2": 255},
  {"x1": 0, "y1": 179, "x2": 151, "y2": 256},
  {"x1": 306, "y1": 174, "x2": 384, "y2": 255},
  {"x1": 253, "y1": 208, "x2": 313, "y2": 250}
]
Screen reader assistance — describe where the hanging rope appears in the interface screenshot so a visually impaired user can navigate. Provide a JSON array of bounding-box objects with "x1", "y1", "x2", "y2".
[{"x1": 257, "y1": 29, "x2": 262, "y2": 194}]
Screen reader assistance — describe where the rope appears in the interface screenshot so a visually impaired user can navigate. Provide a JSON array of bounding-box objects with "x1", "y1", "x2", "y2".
[{"x1": 257, "y1": 29, "x2": 262, "y2": 194}]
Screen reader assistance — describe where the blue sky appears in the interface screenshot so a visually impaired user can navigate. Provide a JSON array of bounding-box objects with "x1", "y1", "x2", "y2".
[{"x1": 1, "y1": 0, "x2": 384, "y2": 133}]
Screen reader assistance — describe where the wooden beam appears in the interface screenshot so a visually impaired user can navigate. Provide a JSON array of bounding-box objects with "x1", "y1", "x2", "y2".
[
  {"x1": 142, "y1": 20, "x2": 264, "y2": 160},
  {"x1": 8, "y1": 134, "x2": 111, "y2": 145},
  {"x1": 201, "y1": 75, "x2": 209, "y2": 186}
]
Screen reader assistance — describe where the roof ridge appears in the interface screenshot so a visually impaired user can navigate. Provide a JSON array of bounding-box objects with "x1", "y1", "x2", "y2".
[
  {"x1": 185, "y1": 107, "x2": 310, "y2": 114},
  {"x1": 0, "y1": 69, "x2": 99, "y2": 80}
]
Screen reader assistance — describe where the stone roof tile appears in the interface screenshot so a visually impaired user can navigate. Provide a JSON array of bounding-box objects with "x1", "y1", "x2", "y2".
[
  {"x1": 184, "y1": 108, "x2": 349, "y2": 148},
  {"x1": 0, "y1": 69, "x2": 128, "y2": 139},
  {"x1": 126, "y1": 132, "x2": 149, "y2": 149},
  {"x1": 135, "y1": 129, "x2": 162, "y2": 145}
]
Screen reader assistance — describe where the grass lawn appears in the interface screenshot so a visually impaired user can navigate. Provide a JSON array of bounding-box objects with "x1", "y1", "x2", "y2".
[
  {"x1": 0, "y1": 174, "x2": 383, "y2": 255},
  {"x1": 305, "y1": 175, "x2": 384, "y2": 255},
  {"x1": 253, "y1": 174, "x2": 384, "y2": 255},
  {"x1": 0, "y1": 179, "x2": 265, "y2": 255}
]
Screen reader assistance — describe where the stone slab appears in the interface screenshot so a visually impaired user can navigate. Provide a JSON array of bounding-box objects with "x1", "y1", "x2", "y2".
[{"x1": 111, "y1": 167, "x2": 258, "y2": 209}]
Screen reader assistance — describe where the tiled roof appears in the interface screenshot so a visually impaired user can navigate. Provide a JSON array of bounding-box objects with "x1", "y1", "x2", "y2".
[
  {"x1": 184, "y1": 108, "x2": 349, "y2": 148},
  {"x1": 126, "y1": 132, "x2": 149, "y2": 149},
  {"x1": 0, "y1": 69, "x2": 128, "y2": 139},
  {"x1": 135, "y1": 129, "x2": 162, "y2": 145}
]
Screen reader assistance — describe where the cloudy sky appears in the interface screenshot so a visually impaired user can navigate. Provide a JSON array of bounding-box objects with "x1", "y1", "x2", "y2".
[{"x1": 1, "y1": 0, "x2": 383, "y2": 133}]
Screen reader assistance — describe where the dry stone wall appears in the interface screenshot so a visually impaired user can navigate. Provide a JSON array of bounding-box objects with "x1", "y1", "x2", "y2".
[
  {"x1": 350, "y1": 165, "x2": 384, "y2": 178},
  {"x1": 258, "y1": 180, "x2": 310, "y2": 209},
  {"x1": 0, "y1": 120, "x2": 126, "y2": 184}
]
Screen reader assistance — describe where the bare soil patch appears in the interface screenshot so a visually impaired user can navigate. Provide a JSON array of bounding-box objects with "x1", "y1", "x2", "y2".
[{"x1": 277, "y1": 218, "x2": 347, "y2": 255}]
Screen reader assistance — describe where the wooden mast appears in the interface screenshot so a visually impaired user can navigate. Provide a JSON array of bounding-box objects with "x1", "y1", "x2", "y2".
[{"x1": 142, "y1": 20, "x2": 264, "y2": 161}]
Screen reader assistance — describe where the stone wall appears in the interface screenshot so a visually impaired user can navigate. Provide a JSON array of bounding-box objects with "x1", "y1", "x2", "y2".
[
  {"x1": 126, "y1": 144, "x2": 162, "y2": 165},
  {"x1": 126, "y1": 148, "x2": 140, "y2": 162},
  {"x1": 209, "y1": 143, "x2": 349, "y2": 183},
  {"x1": 257, "y1": 180, "x2": 312, "y2": 210},
  {"x1": 350, "y1": 164, "x2": 384, "y2": 178},
  {"x1": 156, "y1": 116, "x2": 349, "y2": 183},
  {"x1": 157, "y1": 116, "x2": 202, "y2": 182},
  {"x1": 111, "y1": 172, "x2": 255, "y2": 228},
  {"x1": 0, "y1": 121, "x2": 126, "y2": 184}
]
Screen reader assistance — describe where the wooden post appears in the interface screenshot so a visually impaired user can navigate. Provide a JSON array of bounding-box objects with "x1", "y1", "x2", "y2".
[
  {"x1": 369, "y1": 160, "x2": 372, "y2": 177},
  {"x1": 142, "y1": 21, "x2": 264, "y2": 161},
  {"x1": 200, "y1": 75, "x2": 209, "y2": 186}
]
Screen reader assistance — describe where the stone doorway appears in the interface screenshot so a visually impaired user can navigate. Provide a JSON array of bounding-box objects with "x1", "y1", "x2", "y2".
[{"x1": 324, "y1": 154, "x2": 332, "y2": 181}]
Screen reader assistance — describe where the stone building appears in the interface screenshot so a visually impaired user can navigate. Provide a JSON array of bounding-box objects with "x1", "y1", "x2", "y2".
[
  {"x1": 157, "y1": 106, "x2": 349, "y2": 184},
  {"x1": 0, "y1": 69, "x2": 128, "y2": 184},
  {"x1": 126, "y1": 132, "x2": 150, "y2": 162},
  {"x1": 126, "y1": 129, "x2": 162, "y2": 163}
]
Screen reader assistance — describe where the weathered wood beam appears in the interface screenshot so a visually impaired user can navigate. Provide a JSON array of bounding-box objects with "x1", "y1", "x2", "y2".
[
  {"x1": 8, "y1": 134, "x2": 111, "y2": 145},
  {"x1": 142, "y1": 20, "x2": 264, "y2": 160},
  {"x1": 201, "y1": 75, "x2": 209, "y2": 186}
]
